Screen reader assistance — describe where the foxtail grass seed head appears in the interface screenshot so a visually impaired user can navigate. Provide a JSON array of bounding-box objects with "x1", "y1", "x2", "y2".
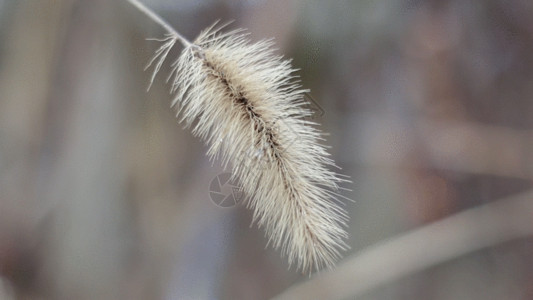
[{"x1": 129, "y1": 0, "x2": 350, "y2": 273}]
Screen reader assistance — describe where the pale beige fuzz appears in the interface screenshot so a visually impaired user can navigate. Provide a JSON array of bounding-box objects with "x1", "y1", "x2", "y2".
[{"x1": 148, "y1": 22, "x2": 349, "y2": 273}]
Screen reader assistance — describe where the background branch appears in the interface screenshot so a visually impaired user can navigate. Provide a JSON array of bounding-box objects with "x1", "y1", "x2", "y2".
[{"x1": 273, "y1": 190, "x2": 533, "y2": 300}]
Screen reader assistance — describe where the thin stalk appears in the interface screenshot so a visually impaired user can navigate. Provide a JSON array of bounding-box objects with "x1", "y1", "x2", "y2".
[
  {"x1": 126, "y1": 0, "x2": 192, "y2": 48},
  {"x1": 272, "y1": 189, "x2": 533, "y2": 299}
]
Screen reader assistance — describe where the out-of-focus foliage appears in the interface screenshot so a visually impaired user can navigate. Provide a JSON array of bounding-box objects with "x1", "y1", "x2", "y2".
[{"x1": 0, "y1": 0, "x2": 532, "y2": 299}]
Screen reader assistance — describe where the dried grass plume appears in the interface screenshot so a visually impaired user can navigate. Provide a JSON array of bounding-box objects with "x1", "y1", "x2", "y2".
[{"x1": 128, "y1": 0, "x2": 350, "y2": 273}]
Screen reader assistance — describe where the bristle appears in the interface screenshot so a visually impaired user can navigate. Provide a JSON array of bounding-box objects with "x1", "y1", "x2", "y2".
[{"x1": 147, "y1": 24, "x2": 349, "y2": 273}]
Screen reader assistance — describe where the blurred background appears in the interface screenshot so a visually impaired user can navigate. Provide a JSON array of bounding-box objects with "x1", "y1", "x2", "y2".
[{"x1": 1, "y1": 0, "x2": 533, "y2": 299}]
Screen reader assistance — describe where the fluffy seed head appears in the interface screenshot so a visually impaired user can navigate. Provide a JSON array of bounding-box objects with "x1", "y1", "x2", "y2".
[{"x1": 148, "y1": 22, "x2": 349, "y2": 273}]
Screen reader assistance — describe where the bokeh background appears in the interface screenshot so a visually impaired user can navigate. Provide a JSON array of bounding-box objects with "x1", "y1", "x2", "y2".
[{"x1": 1, "y1": 0, "x2": 533, "y2": 299}]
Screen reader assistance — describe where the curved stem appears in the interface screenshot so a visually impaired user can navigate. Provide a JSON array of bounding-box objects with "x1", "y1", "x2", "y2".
[
  {"x1": 126, "y1": 0, "x2": 192, "y2": 48},
  {"x1": 273, "y1": 190, "x2": 533, "y2": 300}
]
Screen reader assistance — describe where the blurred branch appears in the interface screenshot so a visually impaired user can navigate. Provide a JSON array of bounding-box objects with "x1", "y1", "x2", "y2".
[
  {"x1": 273, "y1": 190, "x2": 533, "y2": 300},
  {"x1": 420, "y1": 120, "x2": 533, "y2": 179},
  {"x1": 358, "y1": 115, "x2": 533, "y2": 179}
]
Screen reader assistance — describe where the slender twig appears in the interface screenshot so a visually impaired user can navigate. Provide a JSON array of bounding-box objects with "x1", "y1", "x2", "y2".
[
  {"x1": 273, "y1": 190, "x2": 533, "y2": 300},
  {"x1": 126, "y1": 0, "x2": 192, "y2": 48}
]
